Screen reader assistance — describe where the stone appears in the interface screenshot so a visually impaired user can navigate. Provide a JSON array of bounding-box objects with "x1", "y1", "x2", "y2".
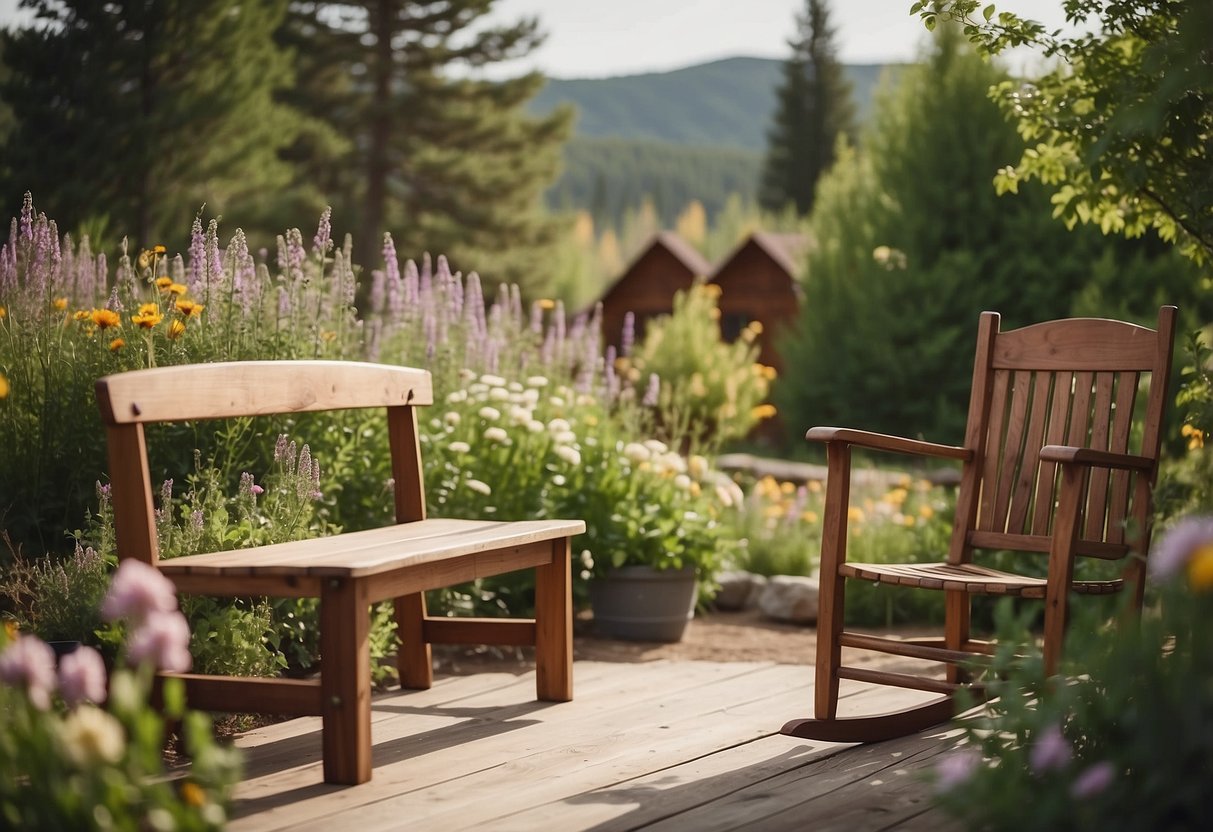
[
  {"x1": 712, "y1": 570, "x2": 767, "y2": 611},
  {"x1": 758, "y1": 574, "x2": 820, "y2": 625}
]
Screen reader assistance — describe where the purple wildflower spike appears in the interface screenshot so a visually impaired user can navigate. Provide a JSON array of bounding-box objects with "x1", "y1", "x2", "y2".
[
  {"x1": 643, "y1": 373, "x2": 661, "y2": 407},
  {"x1": 187, "y1": 216, "x2": 205, "y2": 295},
  {"x1": 369, "y1": 270, "x2": 386, "y2": 314},
  {"x1": 402, "y1": 257, "x2": 419, "y2": 307},
  {"x1": 313, "y1": 206, "x2": 332, "y2": 256},
  {"x1": 19, "y1": 192, "x2": 33, "y2": 240},
  {"x1": 530, "y1": 300, "x2": 544, "y2": 333},
  {"x1": 621, "y1": 311, "x2": 636, "y2": 357}
]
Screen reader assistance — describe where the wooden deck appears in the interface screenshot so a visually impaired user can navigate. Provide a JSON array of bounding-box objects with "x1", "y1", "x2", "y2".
[{"x1": 228, "y1": 658, "x2": 965, "y2": 831}]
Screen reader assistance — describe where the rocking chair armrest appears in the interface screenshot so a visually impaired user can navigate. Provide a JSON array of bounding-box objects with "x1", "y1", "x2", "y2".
[
  {"x1": 805, "y1": 427, "x2": 971, "y2": 461},
  {"x1": 1039, "y1": 445, "x2": 1155, "y2": 472}
]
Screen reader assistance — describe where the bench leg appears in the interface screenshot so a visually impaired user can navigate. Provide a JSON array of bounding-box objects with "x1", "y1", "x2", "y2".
[
  {"x1": 534, "y1": 537, "x2": 573, "y2": 702},
  {"x1": 394, "y1": 592, "x2": 433, "y2": 690},
  {"x1": 320, "y1": 577, "x2": 372, "y2": 785}
]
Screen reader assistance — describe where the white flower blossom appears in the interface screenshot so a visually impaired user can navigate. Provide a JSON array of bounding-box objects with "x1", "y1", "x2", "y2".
[
  {"x1": 555, "y1": 445, "x2": 582, "y2": 466},
  {"x1": 674, "y1": 474, "x2": 692, "y2": 491},
  {"x1": 526, "y1": 376, "x2": 549, "y2": 388},
  {"x1": 489, "y1": 386, "x2": 510, "y2": 401},
  {"x1": 508, "y1": 382, "x2": 523, "y2": 392},
  {"x1": 448, "y1": 441, "x2": 471, "y2": 454},
  {"x1": 484, "y1": 427, "x2": 509, "y2": 444},
  {"x1": 644, "y1": 439, "x2": 669, "y2": 455},
  {"x1": 548, "y1": 418, "x2": 571, "y2": 433},
  {"x1": 480, "y1": 374, "x2": 506, "y2": 388},
  {"x1": 465, "y1": 479, "x2": 492, "y2": 495},
  {"x1": 479, "y1": 406, "x2": 501, "y2": 421},
  {"x1": 443, "y1": 411, "x2": 461, "y2": 426},
  {"x1": 554, "y1": 430, "x2": 577, "y2": 445},
  {"x1": 622, "y1": 442, "x2": 650, "y2": 463},
  {"x1": 550, "y1": 396, "x2": 566, "y2": 408},
  {"x1": 446, "y1": 389, "x2": 468, "y2": 404},
  {"x1": 468, "y1": 382, "x2": 489, "y2": 397},
  {"x1": 509, "y1": 406, "x2": 533, "y2": 425},
  {"x1": 458, "y1": 368, "x2": 477, "y2": 382},
  {"x1": 527, "y1": 420, "x2": 546, "y2": 433}
]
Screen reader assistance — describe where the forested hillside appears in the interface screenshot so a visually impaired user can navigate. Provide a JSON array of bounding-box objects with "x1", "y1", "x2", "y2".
[
  {"x1": 529, "y1": 57, "x2": 891, "y2": 152},
  {"x1": 533, "y1": 57, "x2": 894, "y2": 225}
]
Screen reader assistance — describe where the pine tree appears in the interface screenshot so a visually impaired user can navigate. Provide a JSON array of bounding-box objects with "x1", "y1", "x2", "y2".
[
  {"x1": 0, "y1": 1, "x2": 305, "y2": 246},
  {"x1": 282, "y1": 1, "x2": 573, "y2": 297},
  {"x1": 775, "y1": 26, "x2": 1188, "y2": 445},
  {"x1": 759, "y1": 0, "x2": 856, "y2": 216}
]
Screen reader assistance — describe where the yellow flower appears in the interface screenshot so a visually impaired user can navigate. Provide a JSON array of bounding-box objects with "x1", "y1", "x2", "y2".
[
  {"x1": 883, "y1": 487, "x2": 909, "y2": 506},
  {"x1": 750, "y1": 403, "x2": 777, "y2": 420},
  {"x1": 1188, "y1": 544, "x2": 1213, "y2": 592},
  {"x1": 168, "y1": 283, "x2": 187, "y2": 296},
  {"x1": 52, "y1": 297, "x2": 67, "y2": 311},
  {"x1": 1182, "y1": 424, "x2": 1205, "y2": 451},
  {"x1": 179, "y1": 781, "x2": 207, "y2": 807},
  {"x1": 0, "y1": 305, "x2": 6, "y2": 319},
  {"x1": 90, "y1": 308, "x2": 121, "y2": 330},
  {"x1": 155, "y1": 276, "x2": 173, "y2": 291},
  {"x1": 4, "y1": 619, "x2": 17, "y2": 639},
  {"x1": 807, "y1": 480, "x2": 822, "y2": 493},
  {"x1": 109, "y1": 338, "x2": 125, "y2": 352},
  {"x1": 0, "y1": 372, "x2": 8, "y2": 400},
  {"x1": 919, "y1": 504, "x2": 935, "y2": 520},
  {"x1": 152, "y1": 244, "x2": 167, "y2": 255},
  {"x1": 167, "y1": 320, "x2": 186, "y2": 340},
  {"x1": 537, "y1": 298, "x2": 556, "y2": 310},
  {"x1": 73, "y1": 309, "x2": 90, "y2": 321},
  {"x1": 320, "y1": 329, "x2": 337, "y2": 342},
  {"x1": 175, "y1": 298, "x2": 204, "y2": 318},
  {"x1": 137, "y1": 250, "x2": 152, "y2": 271},
  {"x1": 131, "y1": 303, "x2": 163, "y2": 329},
  {"x1": 847, "y1": 506, "x2": 865, "y2": 523},
  {"x1": 801, "y1": 510, "x2": 819, "y2": 524},
  {"x1": 780, "y1": 480, "x2": 795, "y2": 495}
]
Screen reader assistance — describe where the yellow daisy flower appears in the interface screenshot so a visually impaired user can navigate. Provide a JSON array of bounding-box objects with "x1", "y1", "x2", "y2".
[
  {"x1": 90, "y1": 309, "x2": 121, "y2": 330},
  {"x1": 52, "y1": 297, "x2": 67, "y2": 311},
  {"x1": 167, "y1": 320, "x2": 186, "y2": 340},
  {"x1": 175, "y1": 298, "x2": 204, "y2": 318},
  {"x1": 109, "y1": 338, "x2": 125, "y2": 352}
]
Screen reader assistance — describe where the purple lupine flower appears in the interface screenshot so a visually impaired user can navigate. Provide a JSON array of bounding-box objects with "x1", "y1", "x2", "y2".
[
  {"x1": 465, "y1": 272, "x2": 485, "y2": 337},
  {"x1": 934, "y1": 748, "x2": 981, "y2": 793},
  {"x1": 384, "y1": 234, "x2": 403, "y2": 318},
  {"x1": 58, "y1": 645, "x2": 108, "y2": 707},
  {"x1": 313, "y1": 206, "x2": 332, "y2": 256},
  {"x1": 277, "y1": 285, "x2": 290, "y2": 318},
  {"x1": 106, "y1": 287, "x2": 123, "y2": 313},
  {"x1": 169, "y1": 253, "x2": 184, "y2": 287},
  {"x1": 96, "y1": 481, "x2": 112, "y2": 504},
  {"x1": 101, "y1": 559, "x2": 178, "y2": 623},
  {"x1": 19, "y1": 191, "x2": 33, "y2": 240},
  {"x1": 126, "y1": 610, "x2": 192, "y2": 673},
  {"x1": 0, "y1": 636, "x2": 57, "y2": 710},
  {"x1": 205, "y1": 219, "x2": 223, "y2": 291},
  {"x1": 530, "y1": 300, "x2": 544, "y2": 333},
  {"x1": 621, "y1": 311, "x2": 636, "y2": 357},
  {"x1": 1150, "y1": 515, "x2": 1213, "y2": 580},
  {"x1": 297, "y1": 445, "x2": 313, "y2": 499},
  {"x1": 643, "y1": 373, "x2": 661, "y2": 407},
  {"x1": 605, "y1": 345, "x2": 620, "y2": 401},
  {"x1": 187, "y1": 216, "x2": 205, "y2": 295},
  {"x1": 227, "y1": 229, "x2": 256, "y2": 313},
  {"x1": 1070, "y1": 761, "x2": 1116, "y2": 798},
  {"x1": 1029, "y1": 723, "x2": 1072, "y2": 773},
  {"x1": 191, "y1": 510, "x2": 204, "y2": 530},
  {"x1": 310, "y1": 460, "x2": 322, "y2": 500},
  {"x1": 274, "y1": 434, "x2": 289, "y2": 462}
]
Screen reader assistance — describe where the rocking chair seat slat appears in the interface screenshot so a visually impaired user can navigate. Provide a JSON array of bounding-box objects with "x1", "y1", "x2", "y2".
[{"x1": 839, "y1": 561, "x2": 1124, "y2": 597}]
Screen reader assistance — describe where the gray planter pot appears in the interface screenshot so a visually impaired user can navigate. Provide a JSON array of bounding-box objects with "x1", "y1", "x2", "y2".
[{"x1": 588, "y1": 565, "x2": 697, "y2": 642}]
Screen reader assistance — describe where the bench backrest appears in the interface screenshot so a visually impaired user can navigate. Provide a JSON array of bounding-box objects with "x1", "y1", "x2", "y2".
[{"x1": 95, "y1": 360, "x2": 435, "y2": 565}]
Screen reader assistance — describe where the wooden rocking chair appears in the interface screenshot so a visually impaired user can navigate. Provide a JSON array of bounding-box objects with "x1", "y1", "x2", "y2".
[{"x1": 784, "y1": 307, "x2": 1177, "y2": 743}]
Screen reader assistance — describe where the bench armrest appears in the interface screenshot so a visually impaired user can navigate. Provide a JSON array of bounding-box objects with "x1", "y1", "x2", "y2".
[
  {"x1": 1039, "y1": 445, "x2": 1155, "y2": 472},
  {"x1": 806, "y1": 427, "x2": 971, "y2": 462}
]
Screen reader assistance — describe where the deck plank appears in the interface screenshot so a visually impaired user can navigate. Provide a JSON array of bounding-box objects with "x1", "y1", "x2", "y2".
[{"x1": 227, "y1": 660, "x2": 958, "y2": 832}]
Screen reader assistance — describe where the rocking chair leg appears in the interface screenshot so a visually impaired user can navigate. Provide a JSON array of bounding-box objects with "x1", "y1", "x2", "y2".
[
  {"x1": 783, "y1": 695, "x2": 957, "y2": 743},
  {"x1": 945, "y1": 590, "x2": 971, "y2": 685}
]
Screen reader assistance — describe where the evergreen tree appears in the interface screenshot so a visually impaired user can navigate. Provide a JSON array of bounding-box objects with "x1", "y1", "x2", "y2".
[
  {"x1": 776, "y1": 27, "x2": 1191, "y2": 445},
  {"x1": 0, "y1": 1, "x2": 304, "y2": 246},
  {"x1": 282, "y1": 1, "x2": 573, "y2": 297},
  {"x1": 759, "y1": 0, "x2": 855, "y2": 216}
]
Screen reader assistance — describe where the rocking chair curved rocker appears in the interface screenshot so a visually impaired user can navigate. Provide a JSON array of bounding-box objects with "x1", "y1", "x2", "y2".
[{"x1": 784, "y1": 307, "x2": 1177, "y2": 743}]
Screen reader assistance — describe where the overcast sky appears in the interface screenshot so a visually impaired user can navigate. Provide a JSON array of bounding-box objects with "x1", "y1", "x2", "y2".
[{"x1": 0, "y1": 0, "x2": 1073, "y2": 78}]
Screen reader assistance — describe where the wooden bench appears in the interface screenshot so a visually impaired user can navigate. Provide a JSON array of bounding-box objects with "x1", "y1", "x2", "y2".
[{"x1": 95, "y1": 360, "x2": 585, "y2": 785}]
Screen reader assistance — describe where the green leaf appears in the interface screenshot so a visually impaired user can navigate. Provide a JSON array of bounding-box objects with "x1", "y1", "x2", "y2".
[{"x1": 983, "y1": 4, "x2": 995, "y2": 21}]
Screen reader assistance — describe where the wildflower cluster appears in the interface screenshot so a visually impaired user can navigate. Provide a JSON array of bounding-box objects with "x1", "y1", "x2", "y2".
[
  {"x1": 931, "y1": 514, "x2": 1213, "y2": 831},
  {"x1": 0, "y1": 564, "x2": 240, "y2": 829},
  {"x1": 424, "y1": 370, "x2": 740, "y2": 601}
]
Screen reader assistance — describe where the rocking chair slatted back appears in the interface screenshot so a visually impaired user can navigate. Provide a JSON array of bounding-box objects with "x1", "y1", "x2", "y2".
[{"x1": 956, "y1": 308, "x2": 1175, "y2": 565}]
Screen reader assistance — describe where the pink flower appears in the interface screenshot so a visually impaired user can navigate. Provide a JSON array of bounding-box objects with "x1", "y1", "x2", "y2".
[
  {"x1": 101, "y1": 559, "x2": 178, "y2": 623},
  {"x1": 58, "y1": 645, "x2": 108, "y2": 707},
  {"x1": 0, "y1": 635, "x2": 58, "y2": 710},
  {"x1": 1150, "y1": 515, "x2": 1213, "y2": 580},
  {"x1": 126, "y1": 611, "x2": 192, "y2": 673},
  {"x1": 935, "y1": 748, "x2": 981, "y2": 793},
  {"x1": 1029, "y1": 723, "x2": 1072, "y2": 773},
  {"x1": 1071, "y1": 761, "x2": 1116, "y2": 798}
]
